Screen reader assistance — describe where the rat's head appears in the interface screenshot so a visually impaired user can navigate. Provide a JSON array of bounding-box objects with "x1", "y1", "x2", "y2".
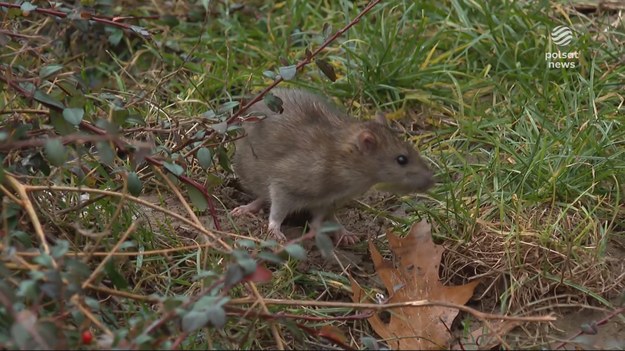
[{"x1": 350, "y1": 116, "x2": 434, "y2": 194}]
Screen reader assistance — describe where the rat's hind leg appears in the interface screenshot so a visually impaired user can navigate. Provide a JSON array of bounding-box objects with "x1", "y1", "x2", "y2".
[
  {"x1": 307, "y1": 209, "x2": 358, "y2": 246},
  {"x1": 330, "y1": 213, "x2": 360, "y2": 246},
  {"x1": 230, "y1": 198, "x2": 265, "y2": 216}
]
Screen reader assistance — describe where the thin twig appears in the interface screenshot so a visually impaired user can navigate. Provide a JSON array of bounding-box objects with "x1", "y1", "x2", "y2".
[
  {"x1": 5, "y1": 175, "x2": 55, "y2": 264},
  {"x1": 230, "y1": 297, "x2": 557, "y2": 323}
]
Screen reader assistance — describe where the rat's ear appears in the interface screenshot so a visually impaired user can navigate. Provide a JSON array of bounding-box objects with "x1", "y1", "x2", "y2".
[
  {"x1": 374, "y1": 112, "x2": 388, "y2": 126},
  {"x1": 357, "y1": 129, "x2": 378, "y2": 153}
]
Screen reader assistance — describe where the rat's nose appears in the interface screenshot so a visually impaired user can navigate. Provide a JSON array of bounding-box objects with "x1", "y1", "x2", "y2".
[{"x1": 417, "y1": 169, "x2": 436, "y2": 191}]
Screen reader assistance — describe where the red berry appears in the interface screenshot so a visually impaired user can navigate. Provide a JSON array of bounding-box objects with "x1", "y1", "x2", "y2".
[{"x1": 81, "y1": 330, "x2": 93, "y2": 345}]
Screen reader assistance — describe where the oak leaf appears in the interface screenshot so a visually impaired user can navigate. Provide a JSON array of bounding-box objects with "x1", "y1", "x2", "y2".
[{"x1": 350, "y1": 220, "x2": 480, "y2": 350}]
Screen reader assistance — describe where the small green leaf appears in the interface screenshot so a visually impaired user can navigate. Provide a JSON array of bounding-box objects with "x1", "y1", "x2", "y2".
[
  {"x1": 163, "y1": 162, "x2": 184, "y2": 176},
  {"x1": 34, "y1": 90, "x2": 64, "y2": 110},
  {"x1": 136, "y1": 246, "x2": 144, "y2": 271},
  {"x1": 112, "y1": 108, "x2": 129, "y2": 126},
  {"x1": 127, "y1": 172, "x2": 142, "y2": 196},
  {"x1": 108, "y1": 28, "x2": 124, "y2": 45},
  {"x1": 200, "y1": 0, "x2": 210, "y2": 11},
  {"x1": 104, "y1": 261, "x2": 128, "y2": 289},
  {"x1": 315, "y1": 231, "x2": 334, "y2": 259},
  {"x1": 217, "y1": 146, "x2": 232, "y2": 173},
  {"x1": 11, "y1": 311, "x2": 38, "y2": 349},
  {"x1": 235, "y1": 239, "x2": 257, "y2": 249},
  {"x1": 360, "y1": 336, "x2": 380, "y2": 350},
  {"x1": 285, "y1": 244, "x2": 307, "y2": 260},
  {"x1": 197, "y1": 147, "x2": 213, "y2": 169},
  {"x1": 219, "y1": 101, "x2": 239, "y2": 113},
  {"x1": 44, "y1": 139, "x2": 67, "y2": 166},
  {"x1": 278, "y1": 65, "x2": 297, "y2": 80},
  {"x1": 263, "y1": 70, "x2": 277, "y2": 79},
  {"x1": 51, "y1": 240, "x2": 70, "y2": 258},
  {"x1": 580, "y1": 322, "x2": 598, "y2": 335},
  {"x1": 193, "y1": 270, "x2": 219, "y2": 282},
  {"x1": 193, "y1": 295, "x2": 220, "y2": 311},
  {"x1": 202, "y1": 110, "x2": 216, "y2": 119},
  {"x1": 316, "y1": 59, "x2": 337, "y2": 82},
  {"x1": 211, "y1": 121, "x2": 228, "y2": 134},
  {"x1": 186, "y1": 184, "x2": 208, "y2": 211},
  {"x1": 96, "y1": 141, "x2": 115, "y2": 165},
  {"x1": 233, "y1": 250, "x2": 257, "y2": 275},
  {"x1": 62, "y1": 107, "x2": 84, "y2": 126},
  {"x1": 207, "y1": 306, "x2": 226, "y2": 328},
  {"x1": 263, "y1": 93, "x2": 283, "y2": 113},
  {"x1": 130, "y1": 25, "x2": 150, "y2": 37},
  {"x1": 17, "y1": 280, "x2": 38, "y2": 299},
  {"x1": 182, "y1": 310, "x2": 210, "y2": 333},
  {"x1": 50, "y1": 110, "x2": 76, "y2": 135},
  {"x1": 39, "y1": 64, "x2": 63, "y2": 79},
  {"x1": 20, "y1": 2, "x2": 37, "y2": 13},
  {"x1": 257, "y1": 251, "x2": 285, "y2": 265},
  {"x1": 224, "y1": 264, "x2": 244, "y2": 287},
  {"x1": 33, "y1": 253, "x2": 54, "y2": 268},
  {"x1": 133, "y1": 333, "x2": 153, "y2": 346},
  {"x1": 320, "y1": 222, "x2": 342, "y2": 234}
]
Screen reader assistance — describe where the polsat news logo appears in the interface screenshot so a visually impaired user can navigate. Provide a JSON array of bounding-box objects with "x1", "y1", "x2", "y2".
[{"x1": 545, "y1": 25, "x2": 579, "y2": 69}]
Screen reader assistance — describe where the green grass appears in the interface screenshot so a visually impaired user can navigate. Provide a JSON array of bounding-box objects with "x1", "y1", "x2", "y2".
[{"x1": 1, "y1": 0, "x2": 624, "y2": 349}]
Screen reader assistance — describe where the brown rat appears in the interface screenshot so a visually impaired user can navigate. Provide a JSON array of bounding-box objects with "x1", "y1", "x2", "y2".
[{"x1": 230, "y1": 88, "x2": 434, "y2": 245}]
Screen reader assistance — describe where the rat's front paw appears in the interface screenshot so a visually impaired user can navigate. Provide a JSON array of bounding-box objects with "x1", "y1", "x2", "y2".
[
  {"x1": 334, "y1": 228, "x2": 360, "y2": 246},
  {"x1": 230, "y1": 206, "x2": 251, "y2": 216},
  {"x1": 268, "y1": 221, "x2": 287, "y2": 242}
]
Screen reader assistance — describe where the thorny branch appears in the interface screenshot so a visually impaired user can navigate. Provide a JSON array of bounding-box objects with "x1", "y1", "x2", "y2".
[{"x1": 0, "y1": 2, "x2": 153, "y2": 38}]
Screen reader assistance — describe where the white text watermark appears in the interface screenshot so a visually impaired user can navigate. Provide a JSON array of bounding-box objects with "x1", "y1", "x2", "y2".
[{"x1": 546, "y1": 26, "x2": 579, "y2": 69}]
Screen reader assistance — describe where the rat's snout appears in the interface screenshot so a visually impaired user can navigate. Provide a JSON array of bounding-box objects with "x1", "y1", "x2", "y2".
[{"x1": 414, "y1": 168, "x2": 435, "y2": 191}]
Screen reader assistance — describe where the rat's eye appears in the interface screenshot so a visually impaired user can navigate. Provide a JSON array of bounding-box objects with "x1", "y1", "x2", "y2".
[{"x1": 396, "y1": 155, "x2": 408, "y2": 165}]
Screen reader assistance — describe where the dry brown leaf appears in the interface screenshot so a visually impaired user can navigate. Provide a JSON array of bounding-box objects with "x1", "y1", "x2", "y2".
[
  {"x1": 450, "y1": 320, "x2": 522, "y2": 350},
  {"x1": 350, "y1": 220, "x2": 481, "y2": 350}
]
